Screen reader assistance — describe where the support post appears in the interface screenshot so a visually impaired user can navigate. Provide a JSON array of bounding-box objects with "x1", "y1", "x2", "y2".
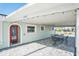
[{"x1": 76, "y1": 8, "x2": 79, "y2": 56}]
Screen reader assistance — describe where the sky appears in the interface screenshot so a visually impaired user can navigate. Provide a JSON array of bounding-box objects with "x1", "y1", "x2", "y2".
[{"x1": 0, "y1": 3, "x2": 26, "y2": 15}]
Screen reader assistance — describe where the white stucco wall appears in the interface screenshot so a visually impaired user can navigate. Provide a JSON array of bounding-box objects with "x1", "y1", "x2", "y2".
[
  {"x1": 1, "y1": 22, "x2": 52, "y2": 49},
  {"x1": 21, "y1": 24, "x2": 52, "y2": 43},
  {"x1": 0, "y1": 22, "x2": 2, "y2": 46}
]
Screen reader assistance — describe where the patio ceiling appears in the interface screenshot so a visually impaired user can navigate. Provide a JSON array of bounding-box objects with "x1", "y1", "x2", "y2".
[{"x1": 5, "y1": 3, "x2": 79, "y2": 26}]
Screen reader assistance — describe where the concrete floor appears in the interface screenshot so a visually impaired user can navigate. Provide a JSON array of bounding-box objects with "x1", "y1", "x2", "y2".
[{"x1": 0, "y1": 38, "x2": 74, "y2": 56}]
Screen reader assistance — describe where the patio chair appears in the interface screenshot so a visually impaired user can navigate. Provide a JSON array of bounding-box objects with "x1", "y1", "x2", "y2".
[{"x1": 64, "y1": 36, "x2": 68, "y2": 45}]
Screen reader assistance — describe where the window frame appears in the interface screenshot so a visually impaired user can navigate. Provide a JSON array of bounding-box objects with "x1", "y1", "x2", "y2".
[
  {"x1": 26, "y1": 25, "x2": 36, "y2": 33},
  {"x1": 40, "y1": 26, "x2": 45, "y2": 31}
]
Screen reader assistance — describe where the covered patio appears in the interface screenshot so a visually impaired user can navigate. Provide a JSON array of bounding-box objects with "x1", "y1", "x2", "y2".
[{"x1": 3, "y1": 3, "x2": 79, "y2": 56}]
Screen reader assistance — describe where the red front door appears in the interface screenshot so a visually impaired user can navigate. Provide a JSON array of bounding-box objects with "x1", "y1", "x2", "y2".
[{"x1": 10, "y1": 25, "x2": 19, "y2": 45}]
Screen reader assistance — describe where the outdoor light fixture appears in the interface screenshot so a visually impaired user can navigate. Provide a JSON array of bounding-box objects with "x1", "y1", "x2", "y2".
[
  {"x1": 31, "y1": 17, "x2": 35, "y2": 19},
  {"x1": 27, "y1": 18, "x2": 29, "y2": 19},
  {"x1": 23, "y1": 15, "x2": 27, "y2": 18},
  {"x1": 51, "y1": 13, "x2": 55, "y2": 15},
  {"x1": 36, "y1": 16, "x2": 39, "y2": 18},
  {"x1": 62, "y1": 12, "x2": 65, "y2": 14}
]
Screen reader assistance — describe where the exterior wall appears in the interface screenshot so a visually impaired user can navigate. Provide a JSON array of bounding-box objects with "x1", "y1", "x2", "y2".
[
  {"x1": 0, "y1": 15, "x2": 6, "y2": 49},
  {"x1": 22, "y1": 24, "x2": 52, "y2": 43},
  {"x1": 0, "y1": 22, "x2": 2, "y2": 49},
  {"x1": 1, "y1": 22, "x2": 52, "y2": 49}
]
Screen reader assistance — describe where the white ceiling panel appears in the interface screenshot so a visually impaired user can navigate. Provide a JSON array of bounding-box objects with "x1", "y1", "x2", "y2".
[{"x1": 5, "y1": 3, "x2": 78, "y2": 26}]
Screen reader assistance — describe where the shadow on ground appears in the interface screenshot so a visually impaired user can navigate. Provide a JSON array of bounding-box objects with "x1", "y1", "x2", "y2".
[
  {"x1": 33, "y1": 37, "x2": 75, "y2": 52},
  {"x1": 24, "y1": 36, "x2": 75, "y2": 56}
]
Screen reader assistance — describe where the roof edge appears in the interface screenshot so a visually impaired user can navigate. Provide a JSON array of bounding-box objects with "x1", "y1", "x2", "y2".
[
  {"x1": 0, "y1": 14, "x2": 7, "y2": 16},
  {"x1": 6, "y1": 3, "x2": 35, "y2": 18}
]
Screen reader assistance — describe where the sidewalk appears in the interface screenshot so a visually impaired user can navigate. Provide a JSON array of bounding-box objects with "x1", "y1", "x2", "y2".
[{"x1": 0, "y1": 38, "x2": 73, "y2": 56}]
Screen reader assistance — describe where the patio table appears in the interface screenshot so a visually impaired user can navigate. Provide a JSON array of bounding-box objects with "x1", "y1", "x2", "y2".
[{"x1": 51, "y1": 35, "x2": 65, "y2": 45}]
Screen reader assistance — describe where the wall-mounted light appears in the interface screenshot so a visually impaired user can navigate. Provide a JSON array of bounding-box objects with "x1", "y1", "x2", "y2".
[
  {"x1": 36, "y1": 16, "x2": 39, "y2": 18},
  {"x1": 62, "y1": 12, "x2": 65, "y2": 14},
  {"x1": 23, "y1": 15, "x2": 27, "y2": 18},
  {"x1": 31, "y1": 17, "x2": 35, "y2": 19},
  {"x1": 51, "y1": 13, "x2": 55, "y2": 15}
]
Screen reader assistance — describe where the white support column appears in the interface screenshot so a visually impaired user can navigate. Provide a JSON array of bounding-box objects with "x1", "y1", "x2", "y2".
[{"x1": 76, "y1": 9, "x2": 79, "y2": 56}]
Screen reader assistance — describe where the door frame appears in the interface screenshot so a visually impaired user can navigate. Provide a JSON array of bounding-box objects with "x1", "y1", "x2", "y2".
[
  {"x1": 9, "y1": 23, "x2": 21, "y2": 46},
  {"x1": 10, "y1": 25, "x2": 19, "y2": 45}
]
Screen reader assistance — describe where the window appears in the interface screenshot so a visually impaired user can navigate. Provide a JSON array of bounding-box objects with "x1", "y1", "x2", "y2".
[
  {"x1": 27, "y1": 26, "x2": 35, "y2": 32},
  {"x1": 41, "y1": 26, "x2": 44, "y2": 31}
]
